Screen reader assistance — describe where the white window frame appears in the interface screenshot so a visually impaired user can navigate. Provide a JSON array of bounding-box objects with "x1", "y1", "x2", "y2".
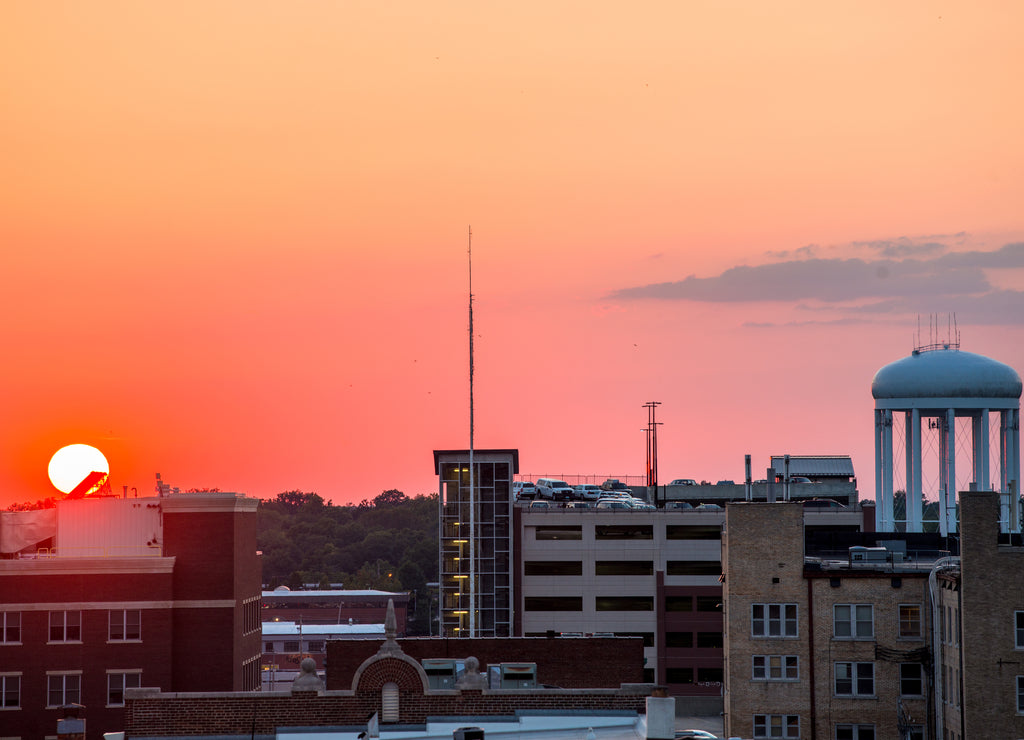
[
  {"x1": 0, "y1": 613, "x2": 20, "y2": 645},
  {"x1": 0, "y1": 673, "x2": 20, "y2": 710},
  {"x1": 834, "y1": 661, "x2": 874, "y2": 697},
  {"x1": 751, "y1": 603, "x2": 798, "y2": 638},
  {"x1": 48, "y1": 611, "x2": 81, "y2": 643},
  {"x1": 106, "y1": 670, "x2": 142, "y2": 707},
  {"x1": 834, "y1": 604, "x2": 874, "y2": 639},
  {"x1": 835, "y1": 724, "x2": 876, "y2": 740},
  {"x1": 899, "y1": 663, "x2": 924, "y2": 697},
  {"x1": 898, "y1": 603, "x2": 922, "y2": 639},
  {"x1": 108, "y1": 609, "x2": 141, "y2": 642},
  {"x1": 753, "y1": 714, "x2": 799, "y2": 738},
  {"x1": 1017, "y1": 675, "x2": 1024, "y2": 714},
  {"x1": 752, "y1": 655, "x2": 799, "y2": 681},
  {"x1": 46, "y1": 672, "x2": 82, "y2": 707}
]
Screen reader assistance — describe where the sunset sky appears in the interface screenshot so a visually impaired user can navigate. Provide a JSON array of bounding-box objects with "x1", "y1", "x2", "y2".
[{"x1": 2, "y1": 2, "x2": 1023, "y2": 508}]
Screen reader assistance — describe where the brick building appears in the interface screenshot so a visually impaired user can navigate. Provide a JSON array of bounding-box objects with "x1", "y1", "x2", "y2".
[
  {"x1": 261, "y1": 588, "x2": 410, "y2": 631},
  {"x1": 0, "y1": 491, "x2": 262, "y2": 740},
  {"x1": 722, "y1": 500, "x2": 968, "y2": 740},
  {"x1": 123, "y1": 602, "x2": 662, "y2": 740},
  {"x1": 324, "y1": 634, "x2": 645, "y2": 690},
  {"x1": 956, "y1": 490, "x2": 1024, "y2": 739},
  {"x1": 515, "y1": 503, "x2": 869, "y2": 714}
]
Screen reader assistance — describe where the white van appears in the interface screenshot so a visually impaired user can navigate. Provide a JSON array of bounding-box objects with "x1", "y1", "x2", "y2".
[{"x1": 535, "y1": 478, "x2": 575, "y2": 501}]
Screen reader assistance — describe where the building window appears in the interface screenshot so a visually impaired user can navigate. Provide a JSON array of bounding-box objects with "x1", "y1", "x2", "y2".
[
  {"x1": 49, "y1": 611, "x2": 81, "y2": 642},
  {"x1": 283, "y1": 641, "x2": 300, "y2": 652},
  {"x1": 0, "y1": 674, "x2": 20, "y2": 709},
  {"x1": 1016, "y1": 611, "x2": 1024, "y2": 649},
  {"x1": 382, "y1": 681, "x2": 399, "y2": 722},
  {"x1": 595, "y1": 561, "x2": 653, "y2": 576},
  {"x1": 696, "y1": 596, "x2": 722, "y2": 612},
  {"x1": 595, "y1": 596, "x2": 654, "y2": 611},
  {"x1": 666, "y1": 561, "x2": 721, "y2": 576},
  {"x1": 107, "y1": 672, "x2": 141, "y2": 706},
  {"x1": 900, "y1": 663, "x2": 924, "y2": 697},
  {"x1": 666, "y1": 632, "x2": 693, "y2": 648},
  {"x1": 752, "y1": 655, "x2": 799, "y2": 681},
  {"x1": 753, "y1": 714, "x2": 799, "y2": 738},
  {"x1": 524, "y1": 597, "x2": 583, "y2": 612},
  {"x1": 109, "y1": 609, "x2": 141, "y2": 641},
  {"x1": 306, "y1": 641, "x2": 325, "y2": 653},
  {"x1": 47, "y1": 673, "x2": 81, "y2": 707},
  {"x1": 265, "y1": 641, "x2": 275, "y2": 652},
  {"x1": 243, "y1": 598, "x2": 260, "y2": 635},
  {"x1": 834, "y1": 604, "x2": 873, "y2": 639},
  {"x1": 752, "y1": 603, "x2": 798, "y2": 638},
  {"x1": 899, "y1": 604, "x2": 923, "y2": 639},
  {"x1": 666, "y1": 525, "x2": 721, "y2": 540},
  {"x1": 595, "y1": 525, "x2": 653, "y2": 540},
  {"x1": 0, "y1": 613, "x2": 19, "y2": 644},
  {"x1": 696, "y1": 632, "x2": 723, "y2": 649},
  {"x1": 835, "y1": 662, "x2": 874, "y2": 697},
  {"x1": 697, "y1": 667, "x2": 723, "y2": 684},
  {"x1": 666, "y1": 667, "x2": 693, "y2": 684},
  {"x1": 1017, "y1": 675, "x2": 1024, "y2": 713},
  {"x1": 665, "y1": 596, "x2": 692, "y2": 612},
  {"x1": 835, "y1": 725, "x2": 875, "y2": 740},
  {"x1": 524, "y1": 561, "x2": 584, "y2": 576},
  {"x1": 534, "y1": 526, "x2": 582, "y2": 541}
]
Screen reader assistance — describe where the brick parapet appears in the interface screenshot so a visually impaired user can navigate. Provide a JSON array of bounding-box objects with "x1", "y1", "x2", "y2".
[{"x1": 124, "y1": 688, "x2": 648, "y2": 736}]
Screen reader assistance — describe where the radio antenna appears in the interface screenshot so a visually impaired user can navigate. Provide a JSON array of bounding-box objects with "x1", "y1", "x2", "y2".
[{"x1": 467, "y1": 226, "x2": 476, "y2": 638}]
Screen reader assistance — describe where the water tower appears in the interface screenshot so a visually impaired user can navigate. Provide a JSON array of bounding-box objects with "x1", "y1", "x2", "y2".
[{"x1": 872, "y1": 341, "x2": 1021, "y2": 535}]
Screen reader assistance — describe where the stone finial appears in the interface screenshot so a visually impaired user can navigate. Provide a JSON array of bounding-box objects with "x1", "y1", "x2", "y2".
[
  {"x1": 455, "y1": 656, "x2": 488, "y2": 689},
  {"x1": 376, "y1": 598, "x2": 403, "y2": 657},
  {"x1": 291, "y1": 657, "x2": 325, "y2": 693}
]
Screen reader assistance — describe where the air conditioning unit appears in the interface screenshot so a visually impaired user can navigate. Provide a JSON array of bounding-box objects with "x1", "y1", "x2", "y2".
[
  {"x1": 499, "y1": 663, "x2": 537, "y2": 689},
  {"x1": 422, "y1": 659, "x2": 457, "y2": 689}
]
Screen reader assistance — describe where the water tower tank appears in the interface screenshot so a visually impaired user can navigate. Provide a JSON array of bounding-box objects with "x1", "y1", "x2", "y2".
[{"x1": 872, "y1": 346, "x2": 1021, "y2": 534}]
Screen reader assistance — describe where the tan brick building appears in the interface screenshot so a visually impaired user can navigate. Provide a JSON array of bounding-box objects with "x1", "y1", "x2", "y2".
[
  {"x1": 723, "y1": 502, "x2": 941, "y2": 740},
  {"x1": 957, "y1": 491, "x2": 1024, "y2": 739}
]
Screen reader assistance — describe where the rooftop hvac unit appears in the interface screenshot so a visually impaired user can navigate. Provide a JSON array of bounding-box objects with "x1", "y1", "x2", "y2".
[
  {"x1": 849, "y1": 546, "x2": 890, "y2": 563},
  {"x1": 422, "y1": 659, "x2": 458, "y2": 689},
  {"x1": 499, "y1": 662, "x2": 537, "y2": 689}
]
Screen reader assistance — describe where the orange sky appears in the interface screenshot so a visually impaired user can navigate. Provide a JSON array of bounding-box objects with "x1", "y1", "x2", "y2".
[{"x1": 2, "y1": 2, "x2": 1023, "y2": 507}]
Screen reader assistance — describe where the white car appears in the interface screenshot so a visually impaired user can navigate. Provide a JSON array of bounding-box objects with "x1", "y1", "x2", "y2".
[
  {"x1": 513, "y1": 481, "x2": 538, "y2": 499},
  {"x1": 536, "y1": 478, "x2": 575, "y2": 501},
  {"x1": 595, "y1": 498, "x2": 634, "y2": 510},
  {"x1": 573, "y1": 484, "x2": 604, "y2": 501}
]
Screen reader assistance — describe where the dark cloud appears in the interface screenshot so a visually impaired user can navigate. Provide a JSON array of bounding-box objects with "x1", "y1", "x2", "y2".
[
  {"x1": 932, "y1": 242, "x2": 1024, "y2": 268},
  {"x1": 777, "y1": 291, "x2": 1024, "y2": 327},
  {"x1": 765, "y1": 244, "x2": 819, "y2": 260},
  {"x1": 849, "y1": 238, "x2": 949, "y2": 258},
  {"x1": 744, "y1": 317, "x2": 875, "y2": 328},
  {"x1": 609, "y1": 257, "x2": 992, "y2": 303},
  {"x1": 611, "y1": 242, "x2": 1024, "y2": 307}
]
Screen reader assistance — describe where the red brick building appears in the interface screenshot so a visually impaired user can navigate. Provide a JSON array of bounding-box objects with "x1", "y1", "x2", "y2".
[
  {"x1": 325, "y1": 634, "x2": 646, "y2": 690},
  {"x1": 0, "y1": 492, "x2": 262, "y2": 740},
  {"x1": 124, "y1": 606, "x2": 657, "y2": 739}
]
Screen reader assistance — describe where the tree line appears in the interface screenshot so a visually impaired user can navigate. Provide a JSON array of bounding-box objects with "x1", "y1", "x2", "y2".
[{"x1": 258, "y1": 489, "x2": 438, "y2": 634}]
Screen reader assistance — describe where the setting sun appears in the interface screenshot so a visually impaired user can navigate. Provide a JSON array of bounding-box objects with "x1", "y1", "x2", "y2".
[{"x1": 48, "y1": 443, "x2": 109, "y2": 495}]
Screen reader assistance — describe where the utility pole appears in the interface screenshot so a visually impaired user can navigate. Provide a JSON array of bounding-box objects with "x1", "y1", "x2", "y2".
[{"x1": 643, "y1": 402, "x2": 662, "y2": 494}]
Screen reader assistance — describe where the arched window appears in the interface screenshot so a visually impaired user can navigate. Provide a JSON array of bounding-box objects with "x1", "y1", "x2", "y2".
[{"x1": 381, "y1": 681, "x2": 399, "y2": 723}]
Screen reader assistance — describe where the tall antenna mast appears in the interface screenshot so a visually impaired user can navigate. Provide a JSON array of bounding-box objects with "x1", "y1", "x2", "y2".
[{"x1": 467, "y1": 226, "x2": 476, "y2": 638}]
